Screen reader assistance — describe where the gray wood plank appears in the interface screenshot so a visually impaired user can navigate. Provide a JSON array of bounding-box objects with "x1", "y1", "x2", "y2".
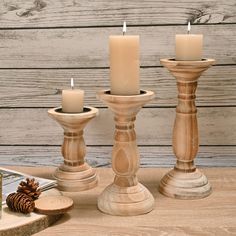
[
  {"x1": 0, "y1": 146, "x2": 235, "y2": 167},
  {"x1": 0, "y1": 66, "x2": 235, "y2": 107},
  {"x1": 0, "y1": 107, "x2": 235, "y2": 145},
  {"x1": 0, "y1": 0, "x2": 235, "y2": 28},
  {"x1": 0, "y1": 25, "x2": 235, "y2": 68}
]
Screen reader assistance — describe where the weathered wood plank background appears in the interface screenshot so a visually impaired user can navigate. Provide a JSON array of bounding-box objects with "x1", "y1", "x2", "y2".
[{"x1": 0, "y1": 0, "x2": 235, "y2": 167}]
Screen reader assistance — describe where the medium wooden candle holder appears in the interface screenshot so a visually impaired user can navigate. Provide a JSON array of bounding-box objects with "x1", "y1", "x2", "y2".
[
  {"x1": 159, "y1": 58, "x2": 215, "y2": 199},
  {"x1": 96, "y1": 90, "x2": 155, "y2": 216},
  {"x1": 48, "y1": 106, "x2": 99, "y2": 192}
]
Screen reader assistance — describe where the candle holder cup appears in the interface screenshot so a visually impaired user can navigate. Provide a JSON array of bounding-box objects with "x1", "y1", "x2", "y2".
[
  {"x1": 97, "y1": 90, "x2": 155, "y2": 216},
  {"x1": 48, "y1": 106, "x2": 99, "y2": 192},
  {"x1": 159, "y1": 58, "x2": 215, "y2": 199}
]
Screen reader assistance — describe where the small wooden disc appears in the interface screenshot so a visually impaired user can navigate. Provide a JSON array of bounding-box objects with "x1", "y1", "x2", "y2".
[{"x1": 34, "y1": 196, "x2": 74, "y2": 215}]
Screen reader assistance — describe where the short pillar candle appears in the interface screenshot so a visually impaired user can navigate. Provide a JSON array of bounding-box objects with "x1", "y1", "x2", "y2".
[
  {"x1": 62, "y1": 78, "x2": 84, "y2": 113},
  {"x1": 175, "y1": 22, "x2": 203, "y2": 61}
]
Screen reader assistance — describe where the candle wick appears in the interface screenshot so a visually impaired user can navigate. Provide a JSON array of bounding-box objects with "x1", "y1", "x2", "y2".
[
  {"x1": 71, "y1": 78, "x2": 74, "y2": 90},
  {"x1": 122, "y1": 21, "x2": 126, "y2": 36},
  {"x1": 187, "y1": 21, "x2": 191, "y2": 34}
]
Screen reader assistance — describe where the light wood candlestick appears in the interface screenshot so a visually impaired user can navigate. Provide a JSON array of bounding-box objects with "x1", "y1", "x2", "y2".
[
  {"x1": 48, "y1": 106, "x2": 99, "y2": 192},
  {"x1": 159, "y1": 58, "x2": 215, "y2": 199},
  {"x1": 97, "y1": 90, "x2": 155, "y2": 216}
]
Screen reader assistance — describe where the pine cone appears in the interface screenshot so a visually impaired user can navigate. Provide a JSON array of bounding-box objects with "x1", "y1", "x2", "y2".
[
  {"x1": 17, "y1": 178, "x2": 41, "y2": 200},
  {"x1": 6, "y1": 192, "x2": 35, "y2": 214}
]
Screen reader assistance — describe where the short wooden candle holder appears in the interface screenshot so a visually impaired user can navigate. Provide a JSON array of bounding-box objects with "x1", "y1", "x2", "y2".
[
  {"x1": 48, "y1": 106, "x2": 99, "y2": 192},
  {"x1": 96, "y1": 90, "x2": 155, "y2": 216},
  {"x1": 159, "y1": 58, "x2": 215, "y2": 199}
]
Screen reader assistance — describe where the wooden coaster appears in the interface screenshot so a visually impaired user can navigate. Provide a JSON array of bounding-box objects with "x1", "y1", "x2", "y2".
[{"x1": 34, "y1": 196, "x2": 73, "y2": 215}]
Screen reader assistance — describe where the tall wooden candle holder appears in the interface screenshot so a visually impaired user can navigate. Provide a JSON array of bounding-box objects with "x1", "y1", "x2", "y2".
[
  {"x1": 159, "y1": 58, "x2": 215, "y2": 199},
  {"x1": 48, "y1": 106, "x2": 99, "y2": 192},
  {"x1": 97, "y1": 90, "x2": 155, "y2": 216}
]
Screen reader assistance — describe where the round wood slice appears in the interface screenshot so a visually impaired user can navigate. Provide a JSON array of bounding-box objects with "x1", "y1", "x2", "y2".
[
  {"x1": 0, "y1": 188, "x2": 62, "y2": 236},
  {"x1": 34, "y1": 196, "x2": 73, "y2": 215}
]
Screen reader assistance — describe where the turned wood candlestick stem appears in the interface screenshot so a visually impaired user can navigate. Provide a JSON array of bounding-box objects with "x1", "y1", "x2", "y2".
[
  {"x1": 48, "y1": 106, "x2": 99, "y2": 192},
  {"x1": 97, "y1": 90, "x2": 155, "y2": 216},
  {"x1": 159, "y1": 58, "x2": 215, "y2": 199},
  {"x1": 159, "y1": 59, "x2": 215, "y2": 199}
]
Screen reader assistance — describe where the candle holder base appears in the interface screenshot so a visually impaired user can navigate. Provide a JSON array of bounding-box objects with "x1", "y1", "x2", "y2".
[
  {"x1": 98, "y1": 183, "x2": 154, "y2": 216},
  {"x1": 48, "y1": 106, "x2": 99, "y2": 192},
  {"x1": 159, "y1": 58, "x2": 215, "y2": 199},
  {"x1": 159, "y1": 168, "x2": 211, "y2": 200},
  {"x1": 53, "y1": 163, "x2": 98, "y2": 192},
  {"x1": 96, "y1": 90, "x2": 155, "y2": 216}
]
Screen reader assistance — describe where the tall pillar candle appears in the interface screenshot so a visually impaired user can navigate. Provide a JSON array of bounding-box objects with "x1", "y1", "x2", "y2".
[
  {"x1": 62, "y1": 78, "x2": 84, "y2": 113},
  {"x1": 175, "y1": 22, "x2": 203, "y2": 61},
  {"x1": 109, "y1": 22, "x2": 140, "y2": 95}
]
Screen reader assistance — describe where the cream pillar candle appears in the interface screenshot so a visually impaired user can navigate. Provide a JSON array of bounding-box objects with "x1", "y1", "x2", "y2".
[
  {"x1": 109, "y1": 22, "x2": 140, "y2": 95},
  {"x1": 62, "y1": 78, "x2": 84, "y2": 113},
  {"x1": 175, "y1": 22, "x2": 203, "y2": 61}
]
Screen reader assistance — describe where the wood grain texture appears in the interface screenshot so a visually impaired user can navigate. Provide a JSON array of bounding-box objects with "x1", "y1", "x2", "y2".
[
  {"x1": 35, "y1": 225, "x2": 236, "y2": 236},
  {"x1": 0, "y1": 25, "x2": 235, "y2": 68},
  {"x1": 0, "y1": 65, "x2": 235, "y2": 107},
  {"x1": 158, "y1": 59, "x2": 214, "y2": 199},
  {"x1": 0, "y1": 146, "x2": 235, "y2": 167},
  {"x1": 97, "y1": 90, "x2": 155, "y2": 215},
  {"x1": 0, "y1": 1, "x2": 235, "y2": 169},
  {"x1": 0, "y1": 107, "x2": 235, "y2": 145},
  {"x1": 4, "y1": 167, "x2": 236, "y2": 236},
  {"x1": 0, "y1": 188, "x2": 62, "y2": 236},
  {"x1": 48, "y1": 107, "x2": 98, "y2": 191},
  {"x1": 0, "y1": 0, "x2": 235, "y2": 28},
  {"x1": 34, "y1": 196, "x2": 73, "y2": 215}
]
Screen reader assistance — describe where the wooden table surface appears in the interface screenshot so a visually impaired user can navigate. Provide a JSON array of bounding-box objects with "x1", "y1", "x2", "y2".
[{"x1": 6, "y1": 167, "x2": 236, "y2": 236}]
